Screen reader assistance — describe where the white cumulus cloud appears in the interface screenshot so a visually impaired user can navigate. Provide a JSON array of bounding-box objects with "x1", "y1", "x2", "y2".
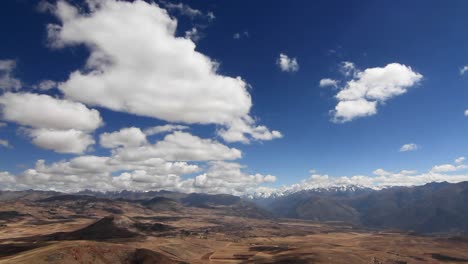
[
  {"x1": 0, "y1": 92, "x2": 103, "y2": 131},
  {"x1": 47, "y1": 0, "x2": 278, "y2": 143},
  {"x1": 114, "y1": 131, "x2": 242, "y2": 162},
  {"x1": 332, "y1": 63, "x2": 422, "y2": 122},
  {"x1": 100, "y1": 127, "x2": 147, "y2": 148},
  {"x1": 319, "y1": 78, "x2": 338, "y2": 88},
  {"x1": 399, "y1": 143, "x2": 418, "y2": 152},
  {"x1": 0, "y1": 92, "x2": 102, "y2": 153},
  {"x1": 218, "y1": 116, "x2": 282, "y2": 144},
  {"x1": 276, "y1": 53, "x2": 299, "y2": 72},
  {"x1": 26, "y1": 128, "x2": 95, "y2": 154}
]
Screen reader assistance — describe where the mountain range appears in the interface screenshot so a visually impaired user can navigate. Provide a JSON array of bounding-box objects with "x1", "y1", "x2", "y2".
[{"x1": 1, "y1": 181, "x2": 467, "y2": 234}]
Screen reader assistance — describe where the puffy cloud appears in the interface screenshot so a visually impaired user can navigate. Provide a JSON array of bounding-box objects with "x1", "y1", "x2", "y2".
[
  {"x1": 100, "y1": 127, "x2": 147, "y2": 148},
  {"x1": 114, "y1": 131, "x2": 242, "y2": 162},
  {"x1": 276, "y1": 53, "x2": 299, "y2": 72},
  {"x1": 218, "y1": 116, "x2": 282, "y2": 143},
  {"x1": 48, "y1": 0, "x2": 278, "y2": 143},
  {"x1": 333, "y1": 99, "x2": 377, "y2": 122},
  {"x1": 192, "y1": 161, "x2": 276, "y2": 195},
  {"x1": 3, "y1": 153, "x2": 203, "y2": 192},
  {"x1": 0, "y1": 139, "x2": 10, "y2": 148},
  {"x1": 465, "y1": 110, "x2": 468, "y2": 116},
  {"x1": 319, "y1": 78, "x2": 338, "y2": 88},
  {"x1": 0, "y1": 59, "x2": 21, "y2": 90},
  {"x1": 455, "y1": 157, "x2": 465, "y2": 164},
  {"x1": 0, "y1": 92, "x2": 103, "y2": 153},
  {"x1": 32, "y1": 79, "x2": 57, "y2": 90},
  {"x1": 112, "y1": 170, "x2": 183, "y2": 190},
  {"x1": 460, "y1": 65, "x2": 468, "y2": 75},
  {"x1": 399, "y1": 143, "x2": 418, "y2": 152},
  {"x1": 0, "y1": 150, "x2": 274, "y2": 194},
  {"x1": 332, "y1": 63, "x2": 422, "y2": 122},
  {"x1": 26, "y1": 128, "x2": 95, "y2": 154},
  {"x1": 430, "y1": 163, "x2": 467, "y2": 173},
  {"x1": 336, "y1": 63, "x2": 422, "y2": 102},
  {"x1": 36, "y1": 155, "x2": 199, "y2": 179},
  {"x1": 373, "y1": 168, "x2": 391, "y2": 177},
  {"x1": 0, "y1": 171, "x2": 16, "y2": 189},
  {"x1": 0, "y1": 93, "x2": 103, "y2": 131},
  {"x1": 144, "y1": 124, "x2": 189, "y2": 136}
]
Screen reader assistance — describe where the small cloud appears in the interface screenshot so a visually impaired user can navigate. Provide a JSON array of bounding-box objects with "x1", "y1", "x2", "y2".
[
  {"x1": 144, "y1": 124, "x2": 189, "y2": 136},
  {"x1": 0, "y1": 59, "x2": 21, "y2": 90},
  {"x1": 207, "y1": 12, "x2": 215, "y2": 21},
  {"x1": 460, "y1": 65, "x2": 468, "y2": 75},
  {"x1": 233, "y1": 31, "x2": 249, "y2": 39},
  {"x1": 399, "y1": 143, "x2": 418, "y2": 152},
  {"x1": 464, "y1": 109, "x2": 468, "y2": 116},
  {"x1": 400, "y1": 169, "x2": 418, "y2": 175},
  {"x1": 185, "y1": 27, "x2": 201, "y2": 42},
  {"x1": 455, "y1": 156, "x2": 465, "y2": 164},
  {"x1": 160, "y1": 1, "x2": 214, "y2": 21},
  {"x1": 0, "y1": 139, "x2": 11, "y2": 148},
  {"x1": 37, "y1": 0, "x2": 55, "y2": 13},
  {"x1": 276, "y1": 53, "x2": 299, "y2": 72},
  {"x1": 373, "y1": 168, "x2": 391, "y2": 176},
  {"x1": 430, "y1": 163, "x2": 467, "y2": 173},
  {"x1": 319, "y1": 78, "x2": 338, "y2": 88},
  {"x1": 340, "y1": 61, "x2": 357, "y2": 77},
  {"x1": 32, "y1": 79, "x2": 57, "y2": 90}
]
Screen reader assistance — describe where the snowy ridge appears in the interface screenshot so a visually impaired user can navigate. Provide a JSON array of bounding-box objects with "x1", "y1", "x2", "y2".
[{"x1": 248, "y1": 184, "x2": 375, "y2": 199}]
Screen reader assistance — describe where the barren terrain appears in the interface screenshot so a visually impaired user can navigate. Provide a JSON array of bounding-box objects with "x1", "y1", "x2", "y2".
[{"x1": 0, "y1": 192, "x2": 468, "y2": 263}]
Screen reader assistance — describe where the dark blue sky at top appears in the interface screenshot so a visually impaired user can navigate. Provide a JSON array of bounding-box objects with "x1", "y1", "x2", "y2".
[{"x1": 1, "y1": 0, "x2": 468, "y2": 186}]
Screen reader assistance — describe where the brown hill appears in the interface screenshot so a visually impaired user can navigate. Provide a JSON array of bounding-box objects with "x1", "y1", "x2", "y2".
[{"x1": 0, "y1": 241, "x2": 187, "y2": 264}]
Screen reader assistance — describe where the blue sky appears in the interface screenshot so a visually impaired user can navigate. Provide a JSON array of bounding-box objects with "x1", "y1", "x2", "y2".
[{"x1": 0, "y1": 0, "x2": 467, "y2": 194}]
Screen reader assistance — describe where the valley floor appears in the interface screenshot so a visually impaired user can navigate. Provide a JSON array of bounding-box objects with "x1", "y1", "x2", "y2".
[{"x1": 1, "y1": 197, "x2": 468, "y2": 263}]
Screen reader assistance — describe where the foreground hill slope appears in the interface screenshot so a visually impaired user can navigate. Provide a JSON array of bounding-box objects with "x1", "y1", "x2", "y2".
[{"x1": 0, "y1": 241, "x2": 187, "y2": 264}]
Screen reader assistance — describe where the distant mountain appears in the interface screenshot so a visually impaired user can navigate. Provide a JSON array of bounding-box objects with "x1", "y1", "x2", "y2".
[
  {"x1": 349, "y1": 181, "x2": 468, "y2": 233},
  {"x1": 252, "y1": 185, "x2": 373, "y2": 224},
  {"x1": 249, "y1": 184, "x2": 373, "y2": 199},
  {"x1": 38, "y1": 194, "x2": 111, "y2": 203},
  {"x1": 4, "y1": 182, "x2": 468, "y2": 234},
  {"x1": 180, "y1": 193, "x2": 272, "y2": 219},
  {"x1": 0, "y1": 190, "x2": 62, "y2": 201},
  {"x1": 251, "y1": 181, "x2": 468, "y2": 234},
  {"x1": 181, "y1": 193, "x2": 241, "y2": 207},
  {"x1": 141, "y1": 196, "x2": 182, "y2": 212},
  {"x1": 75, "y1": 189, "x2": 187, "y2": 201}
]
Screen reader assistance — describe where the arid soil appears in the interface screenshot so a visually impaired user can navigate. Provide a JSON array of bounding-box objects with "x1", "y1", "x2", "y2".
[{"x1": 1, "y1": 197, "x2": 468, "y2": 263}]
